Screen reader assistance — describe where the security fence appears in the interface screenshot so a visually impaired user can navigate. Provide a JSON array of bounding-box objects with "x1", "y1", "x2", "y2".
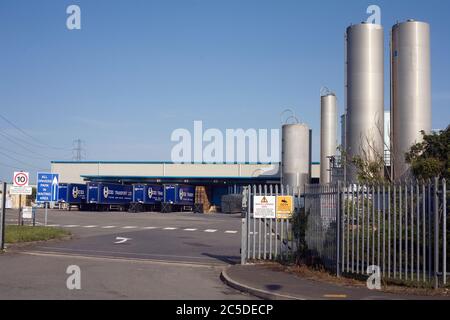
[
  {"x1": 340, "y1": 178, "x2": 448, "y2": 288},
  {"x1": 240, "y1": 178, "x2": 449, "y2": 288}
]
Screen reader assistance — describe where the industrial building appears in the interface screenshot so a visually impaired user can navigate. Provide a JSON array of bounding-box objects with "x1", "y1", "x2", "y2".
[{"x1": 51, "y1": 161, "x2": 321, "y2": 207}]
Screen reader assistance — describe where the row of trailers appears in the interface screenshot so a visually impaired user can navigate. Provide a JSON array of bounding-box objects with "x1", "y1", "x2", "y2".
[{"x1": 58, "y1": 182, "x2": 195, "y2": 213}]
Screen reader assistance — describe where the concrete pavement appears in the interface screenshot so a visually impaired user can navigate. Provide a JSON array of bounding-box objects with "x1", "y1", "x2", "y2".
[{"x1": 221, "y1": 264, "x2": 450, "y2": 300}]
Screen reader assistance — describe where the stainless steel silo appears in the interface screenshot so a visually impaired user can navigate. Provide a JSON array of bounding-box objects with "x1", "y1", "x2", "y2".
[
  {"x1": 391, "y1": 20, "x2": 431, "y2": 180},
  {"x1": 320, "y1": 93, "x2": 337, "y2": 184},
  {"x1": 281, "y1": 123, "x2": 311, "y2": 191},
  {"x1": 345, "y1": 22, "x2": 385, "y2": 181}
]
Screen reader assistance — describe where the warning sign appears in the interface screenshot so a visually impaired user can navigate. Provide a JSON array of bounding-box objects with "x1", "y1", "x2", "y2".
[
  {"x1": 253, "y1": 196, "x2": 276, "y2": 219},
  {"x1": 276, "y1": 196, "x2": 294, "y2": 219}
]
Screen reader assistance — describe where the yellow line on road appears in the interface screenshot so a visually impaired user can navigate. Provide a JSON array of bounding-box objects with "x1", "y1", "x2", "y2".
[{"x1": 323, "y1": 294, "x2": 348, "y2": 298}]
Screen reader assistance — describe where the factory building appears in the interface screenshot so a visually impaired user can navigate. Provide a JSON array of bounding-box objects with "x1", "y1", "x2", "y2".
[{"x1": 51, "y1": 161, "x2": 321, "y2": 207}]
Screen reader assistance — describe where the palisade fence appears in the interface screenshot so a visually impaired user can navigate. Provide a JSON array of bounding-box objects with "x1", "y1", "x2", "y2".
[{"x1": 241, "y1": 178, "x2": 449, "y2": 288}]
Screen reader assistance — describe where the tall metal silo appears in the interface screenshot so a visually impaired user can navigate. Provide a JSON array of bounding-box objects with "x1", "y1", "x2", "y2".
[
  {"x1": 281, "y1": 123, "x2": 311, "y2": 192},
  {"x1": 320, "y1": 92, "x2": 337, "y2": 184},
  {"x1": 345, "y1": 22, "x2": 385, "y2": 181},
  {"x1": 391, "y1": 20, "x2": 431, "y2": 180}
]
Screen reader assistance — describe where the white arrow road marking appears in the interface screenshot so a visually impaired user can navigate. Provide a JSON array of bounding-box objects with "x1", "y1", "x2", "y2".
[
  {"x1": 163, "y1": 227, "x2": 177, "y2": 230},
  {"x1": 114, "y1": 237, "x2": 132, "y2": 244},
  {"x1": 204, "y1": 229, "x2": 217, "y2": 233},
  {"x1": 101, "y1": 226, "x2": 116, "y2": 229},
  {"x1": 225, "y1": 230, "x2": 238, "y2": 234},
  {"x1": 184, "y1": 228, "x2": 197, "y2": 231}
]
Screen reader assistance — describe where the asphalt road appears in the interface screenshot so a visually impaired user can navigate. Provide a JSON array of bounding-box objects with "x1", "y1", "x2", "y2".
[{"x1": 1, "y1": 209, "x2": 255, "y2": 300}]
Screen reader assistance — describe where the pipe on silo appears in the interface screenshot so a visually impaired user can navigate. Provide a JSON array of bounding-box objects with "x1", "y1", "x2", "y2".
[
  {"x1": 320, "y1": 93, "x2": 337, "y2": 184},
  {"x1": 391, "y1": 20, "x2": 431, "y2": 180},
  {"x1": 281, "y1": 123, "x2": 311, "y2": 192},
  {"x1": 345, "y1": 23, "x2": 385, "y2": 182}
]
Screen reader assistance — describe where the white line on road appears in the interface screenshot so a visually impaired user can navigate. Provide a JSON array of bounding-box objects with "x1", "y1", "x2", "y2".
[
  {"x1": 204, "y1": 229, "x2": 217, "y2": 233},
  {"x1": 64, "y1": 225, "x2": 80, "y2": 228},
  {"x1": 47, "y1": 224, "x2": 60, "y2": 227},
  {"x1": 163, "y1": 227, "x2": 177, "y2": 230},
  {"x1": 122, "y1": 226, "x2": 138, "y2": 229},
  {"x1": 183, "y1": 228, "x2": 197, "y2": 231},
  {"x1": 83, "y1": 225, "x2": 97, "y2": 228},
  {"x1": 143, "y1": 227, "x2": 158, "y2": 230},
  {"x1": 101, "y1": 226, "x2": 116, "y2": 229},
  {"x1": 225, "y1": 230, "x2": 238, "y2": 234}
]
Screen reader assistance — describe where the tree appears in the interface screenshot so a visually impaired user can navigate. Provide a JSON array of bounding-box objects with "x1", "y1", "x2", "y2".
[{"x1": 405, "y1": 126, "x2": 450, "y2": 180}]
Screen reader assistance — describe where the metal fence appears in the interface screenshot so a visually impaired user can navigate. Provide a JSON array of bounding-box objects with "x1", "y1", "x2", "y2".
[
  {"x1": 340, "y1": 178, "x2": 448, "y2": 288},
  {"x1": 240, "y1": 178, "x2": 449, "y2": 288}
]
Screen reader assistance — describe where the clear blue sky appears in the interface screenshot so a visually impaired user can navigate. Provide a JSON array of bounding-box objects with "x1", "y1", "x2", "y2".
[{"x1": 0, "y1": 0, "x2": 449, "y2": 183}]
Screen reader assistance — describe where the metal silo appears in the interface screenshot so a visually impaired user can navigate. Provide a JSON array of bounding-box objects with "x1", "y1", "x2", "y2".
[
  {"x1": 345, "y1": 22, "x2": 385, "y2": 181},
  {"x1": 391, "y1": 20, "x2": 431, "y2": 180},
  {"x1": 281, "y1": 123, "x2": 311, "y2": 192},
  {"x1": 320, "y1": 92, "x2": 337, "y2": 184}
]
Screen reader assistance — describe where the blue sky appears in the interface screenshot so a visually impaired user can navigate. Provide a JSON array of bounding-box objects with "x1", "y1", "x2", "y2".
[{"x1": 0, "y1": 0, "x2": 449, "y2": 182}]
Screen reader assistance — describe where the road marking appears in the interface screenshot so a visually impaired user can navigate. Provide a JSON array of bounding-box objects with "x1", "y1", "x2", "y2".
[
  {"x1": 83, "y1": 225, "x2": 97, "y2": 228},
  {"x1": 64, "y1": 225, "x2": 80, "y2": 228},
  {"x1": 184, "y1": 228, "x2": 197, "y2": 231},
  {"x1": 204, "y1": 229, "x2": 217, "y2": 233},
  {"x1": 101, "y1": 226, "x2": 116, "y2": 229},
  {"x1": 163, "y1": 227, "x2": 177, "y2": 230},
  {"x1": 47, "y1": 224, "x2": 60, "y2": 227},
  {"x1": 143, "y1": 227, "x2": 158, "y2": 230},
  {"x1": 122, "y1": 226, "x2": 138, "y2": 229},
  {"x1": 225, "y1": 230, "x2": 238, "y2": 234},
  {"x1": 21, "y1": 251, "x2": 222, "y2": 268},
  {"x1": 323, "y1": 294, "x2": 347, "y2": 299},
  {"x1": 28, "y1": 248, "x2": 225, "y2": 266},
  {"x1": 114, "y1": 237, "x2": 132, "y2": 244}
]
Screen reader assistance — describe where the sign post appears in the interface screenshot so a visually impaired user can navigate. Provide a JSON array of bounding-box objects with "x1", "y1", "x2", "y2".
[
  {"x1": 36, "y1": 173, "x2": 59, "y2": 226},
  {"x1": 1, "y1": 182, "x2": 6, "y2": 250}
]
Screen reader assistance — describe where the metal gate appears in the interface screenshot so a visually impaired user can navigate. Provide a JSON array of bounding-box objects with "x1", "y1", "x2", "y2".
[{"x1": 241, "y1": 184, "x2": 301, "y2": 264}]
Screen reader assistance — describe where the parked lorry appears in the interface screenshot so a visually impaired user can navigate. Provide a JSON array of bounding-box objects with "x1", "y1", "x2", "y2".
[
  {"x1": 129, "y1": 184, "x2": 164, "y2": 212},
  {"x1": 58, "y1": 183, "x2": 87, "y2": 211},
  {"x1": 161, "y1": 184, "x2": 195, "y2": 213},
  {"x1": 86, "y1": 182, "x2": 132, "y2": 211}
]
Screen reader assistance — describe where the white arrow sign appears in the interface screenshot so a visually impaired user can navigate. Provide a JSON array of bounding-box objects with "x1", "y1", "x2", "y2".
[{"x1": 114, "y1": 237, "x2": 132, "y2": 244}]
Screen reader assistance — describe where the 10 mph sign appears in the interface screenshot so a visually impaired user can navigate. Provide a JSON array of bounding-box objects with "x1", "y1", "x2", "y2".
[
  {"x1": 11, "y1": 171, "x2": 32, "y2": 195},
  {"x1": 14, "y1": 172, "x2": 29, "y2": 187}
]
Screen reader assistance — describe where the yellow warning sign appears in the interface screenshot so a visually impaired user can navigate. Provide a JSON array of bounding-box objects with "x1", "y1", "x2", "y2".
[{"x1": 276, "y1": 196, "x2": 294, "y2": 219}]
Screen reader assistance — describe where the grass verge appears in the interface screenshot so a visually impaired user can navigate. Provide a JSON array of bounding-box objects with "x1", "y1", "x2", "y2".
[{"x1": 5, "y1": 225, "x2": 71, "y2": 244}]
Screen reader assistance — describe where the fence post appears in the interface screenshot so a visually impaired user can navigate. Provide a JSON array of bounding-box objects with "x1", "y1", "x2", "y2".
[
  {"x1": 336, "y1": 181, "x2": 341, "y2": 277},
  {"x1": 241, "y1": 217, "x2": 247, "y2": 265},
  {"x1": 443, "y1": 179, "x2": 447, "y2": 286},
  {"x1": 434, "y1": 177, "x2": 439, "y2": 289}
]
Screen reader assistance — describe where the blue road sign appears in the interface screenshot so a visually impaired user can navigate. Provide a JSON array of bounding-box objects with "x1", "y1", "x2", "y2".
[{"x1": 36, "y1": 173, "x2": 59, "y2": 203}]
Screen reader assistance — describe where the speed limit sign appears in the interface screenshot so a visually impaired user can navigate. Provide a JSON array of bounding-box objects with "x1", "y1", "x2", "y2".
[{"x1": 13, "y1": 171, "x2": 29, "y2": 187}]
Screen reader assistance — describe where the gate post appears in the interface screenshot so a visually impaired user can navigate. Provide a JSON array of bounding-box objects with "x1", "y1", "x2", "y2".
[
  {"x1": 241, "y1": 218, "x2": 247, "y2": 265},
  {"x1": 336, "y1": 181, "x2": 341, "y2": 277}
]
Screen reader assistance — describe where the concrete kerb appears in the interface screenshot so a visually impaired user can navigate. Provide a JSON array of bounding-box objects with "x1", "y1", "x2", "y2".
[{"x1": 220, "y1": 265, "x2": 306, "y2": 300}]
